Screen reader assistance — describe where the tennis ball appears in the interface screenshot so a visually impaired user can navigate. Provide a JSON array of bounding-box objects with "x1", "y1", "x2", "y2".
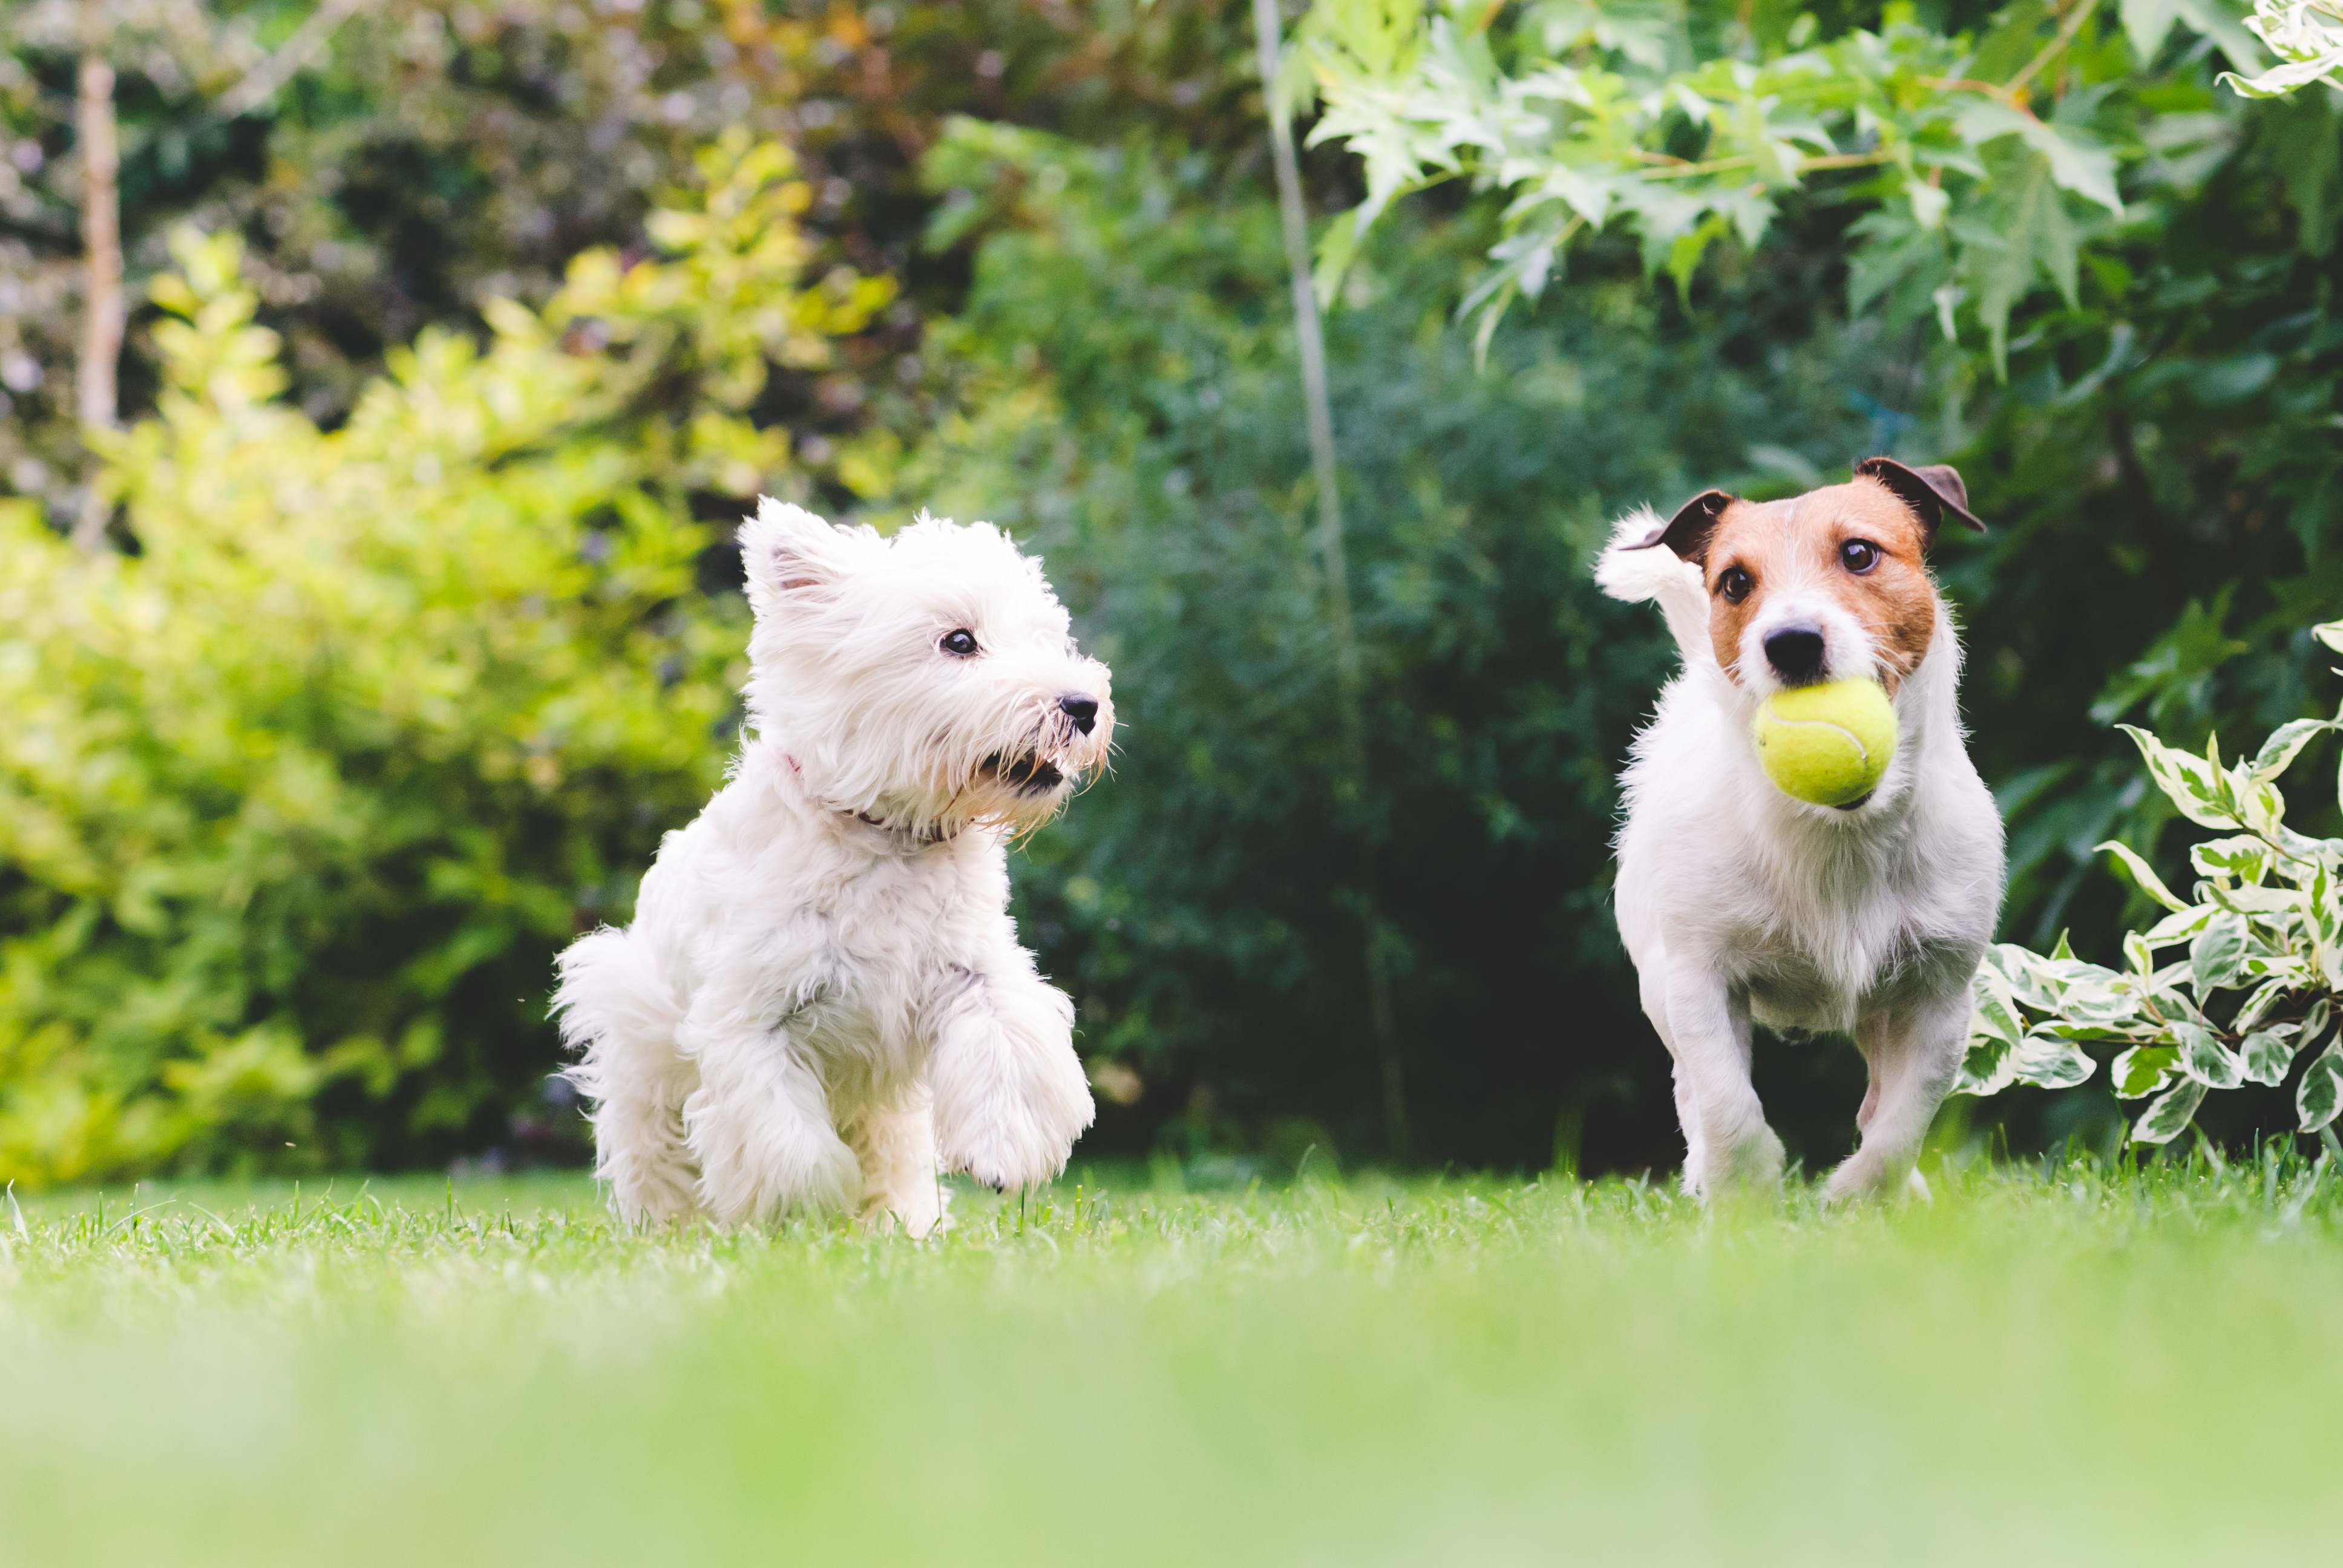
[{"x1": 1751, "y1": 678, "x2": 1898, "y2": 806}]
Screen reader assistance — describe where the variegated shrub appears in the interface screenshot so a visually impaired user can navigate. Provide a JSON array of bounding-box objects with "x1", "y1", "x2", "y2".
[{"x1": 1960, "y1": 621, "x2": 2343, "y2": 1147}]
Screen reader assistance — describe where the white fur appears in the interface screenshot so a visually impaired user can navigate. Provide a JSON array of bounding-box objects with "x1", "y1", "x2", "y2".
[
  {"x1": 554, "y1": 500, "x2": 1114, "y2": 1234},
  {"x1": 1601, "y1": 507, "x2": 2005, "y2": 1200}
]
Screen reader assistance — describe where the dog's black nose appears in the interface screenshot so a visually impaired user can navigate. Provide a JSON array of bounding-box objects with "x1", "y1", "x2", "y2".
[
  {"x1": 1059, "y1": 694, "x2": 1099, "y2": 735},
  {"x1": 1763, "y1": 628, "x2": 1827, "y2": 685}
]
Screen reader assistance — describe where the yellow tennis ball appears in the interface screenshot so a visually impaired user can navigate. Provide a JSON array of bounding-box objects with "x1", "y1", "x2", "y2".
[{"x1": 1751, "y1": 678, "x2": 1898, "y2": 806}]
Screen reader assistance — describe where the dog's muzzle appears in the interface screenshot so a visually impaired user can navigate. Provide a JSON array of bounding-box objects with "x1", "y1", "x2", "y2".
[
  {"x1": 1762, "y1": 626, "x2": 1827, "y2": 686},
  {"x1": 983, "y1": 751, "x2": 1067, "y2": 794}
]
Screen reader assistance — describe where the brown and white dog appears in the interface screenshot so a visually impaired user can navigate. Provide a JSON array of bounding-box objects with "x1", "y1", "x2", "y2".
[{"x1": 1597, "y1": 459, "x2": 2006, "y2": 1199}]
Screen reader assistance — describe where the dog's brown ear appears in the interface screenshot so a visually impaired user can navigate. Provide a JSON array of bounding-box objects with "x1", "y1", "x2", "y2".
[
  {"x1": 1620, "y1": 489, "x2": 1737, "y2": 563},
  {"x1": 1854, "y1": 457, "x2": 1985, "y2": 540}
]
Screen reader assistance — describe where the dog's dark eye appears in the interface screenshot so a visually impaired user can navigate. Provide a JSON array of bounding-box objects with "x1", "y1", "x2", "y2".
[
  {"x1": 1718, "y1": 567, "x2": 1752, "y2": 604},
  {"x1": 1840, "y1": 540, "x2": 1881, "y2": 575},
  {"x1": 939, "y1": 629, "x2": 979, "y2": 657}
]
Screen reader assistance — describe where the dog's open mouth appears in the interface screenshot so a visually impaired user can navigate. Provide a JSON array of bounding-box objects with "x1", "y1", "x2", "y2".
[{"x1": 981, "y1": 751, "x2": 1066, "y2": 794}]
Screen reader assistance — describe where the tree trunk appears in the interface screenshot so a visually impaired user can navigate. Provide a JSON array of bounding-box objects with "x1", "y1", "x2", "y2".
[
  {"x1": 1251, "y1": 0, "x2": 1407, "y2": 1155},
  {"x1": 72, "y1": 0, "x2": 122, "y2": 554}
]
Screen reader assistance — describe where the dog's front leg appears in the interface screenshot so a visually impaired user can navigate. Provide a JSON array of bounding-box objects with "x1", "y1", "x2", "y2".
[
  {"x1": 926, "y1": 961, "x2": 1094, "y2": 1193},
  {"x1": 681, "y1": 1003, "x2": 861, "y2": 1227},
  {"x1": 850, "y1": 1095, "x2": 949, "y2": 1238},
  {"x1": 1647, "y1": 949, "x2": 1784, "y2": 1197},
  {"x1": 1826, "y1": 991, "x2": 1968, "y2": 1201}
]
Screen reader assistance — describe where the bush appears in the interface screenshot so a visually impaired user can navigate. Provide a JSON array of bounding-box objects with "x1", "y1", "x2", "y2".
[{"x1": 0, "y1": 137, "x2": 885, "y2": 1184}]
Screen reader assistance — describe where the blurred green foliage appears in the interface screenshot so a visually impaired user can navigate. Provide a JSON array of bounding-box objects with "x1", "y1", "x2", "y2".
[{"x1": 0, "y1": 135, "x2": 881, "y2": 1182}]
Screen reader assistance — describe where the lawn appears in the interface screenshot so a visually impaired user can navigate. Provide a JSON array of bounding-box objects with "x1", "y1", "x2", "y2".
[{"x1": 4, "y1": 1153, "x2": 2339, "y2": 1566}]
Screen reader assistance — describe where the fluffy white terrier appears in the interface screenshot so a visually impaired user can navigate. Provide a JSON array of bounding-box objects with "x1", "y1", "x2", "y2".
[
  {"x1": 1599, "y1": 459, "x2": 2005, "y2": 1201},
  {"x1": 554, "y1": 500, "x2": 1114, "y2": 1235}
]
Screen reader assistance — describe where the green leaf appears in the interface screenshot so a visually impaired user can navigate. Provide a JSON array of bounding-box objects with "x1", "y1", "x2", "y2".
[
  {"x1": 2099, "y1": 840, "x2": 2189, "y2": 913},
  {"x1": 2132, "y1": 1076, "x2": 2209, "y2": 1145},
  {"x1": 2120, "y1": 0, "x2": 2187, "y2": 60},
  {"x1": 1956, "y1": 102, "x2": 2125, "y2": 217},
  {"x1": 2232, "y1": 976, "x2": 2291, "y2": 1033},
  {"x1": 2241, "y1": 1028, "x2": 2302, "y2": 1087},
  {"x1": 2174, "y1": 1021, "x2": 2244, "y2": 1089},
  {"x1": 2143, "y1": 904, "x2": 2215, "y2": 947},
  {"x1": 2297, "y1": 1044, "x2": 2343, "y2": 1133},
  {"x1": 2112, "y1": 1044, "x2": 2181, "y2": 1099},
  {"x1": 1961, "y1": 143, "x2": 2080, "y2": 377},
  {"x1": 2179, "y1": 0, "x2": 2276, "y2": 75},
  {"x1": 2189, "y1": 912, "x2": 2249, "y2": 996},
  {"x1": 2189, "y1": 834, "x2": 2272, "y2": 886},
  {"x1": 1958, "y1": 964, "x2": 2027, "y2": 1095},
  {"x1": 2310, "y1": 862, "x2": 2343, "y2": 989},
  {"x1": 2249, "y1": 717, "x2": 2324, "y2": 783},
  {"x1": 1972, "y1": 964, "x2": 2027, "y2": 1047},
  {"x1": 1312, "y1": 211, "x2": 1370, "y2": 311},
  {"x1": 2117, "y1": 724, "x2": 2238, "y2": 829},
  {"x1": 2011, "y1": 1033, "x2": 2097, "y2": 1089}
]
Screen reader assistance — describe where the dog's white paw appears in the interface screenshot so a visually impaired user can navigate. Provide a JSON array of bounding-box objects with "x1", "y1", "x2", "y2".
[
  {"x1": 937, "y1": 1089, "x2": 1092, "y2": 1192},
  {"x1": 861, "y1": 1181, "x2": 951, "y2": 1239},
  {"x1": 693, "y1": 1118, "x2": 860, "y2": 1227},
  {"x1": 931, "y1": 987, "x2": 1096, "y2": 1191},
  {"x1": 1689, "y1": 1123, "x2": 1786, "y2": 1200},
  {"x1": 1821, "y1": 1149, "x2": 1928, "y2": 1204},
  {"x1": 606, "y1": 1161, "x2": 707, "y2": 1230}
]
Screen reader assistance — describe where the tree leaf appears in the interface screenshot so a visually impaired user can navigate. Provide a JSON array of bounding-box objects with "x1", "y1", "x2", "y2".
[
  {"x1": 2117, "y1": 724, "x2": 2238, "y2": 828},
  {"x1": 2143, "y1": 904, "x2": 2215, "y2": 947},
  {"x1": 2297, "y1": 1043, "x2": 2343, "y2": 1133},
  {"x1": 2231, "y1": 976, "x2": 2292, "y2": 1033},
  {"x1": 2011, "y1": 1032, "x2": 2097, "y2": 1089},
  {"x1": 2189, "y1": 911, "x2": 2249, "y2": 996},
  {"x1": 2249, "y1": 717, "x2": 2331, "y2": 783},
  {"x1": 2132, "y1": 1076, "x2": 2209, "y2": 1145},
  {"x1": 2120, "y1": 0, "x2": 2186, "y2": 60},
  {"x1": 2311, "y1": 862, "x2": 2343, "y2": 990},
  {"x1": 1957, "y1": 964, "x2": 2025, "y2": 1095},
  {"x1": 2174, "y1": 1020, "x2": 2244, "y2": 1088},
  {"x1": 2190, "y1": 834, "x2": 2272, "y2": 885},
  {"x1": 2099, "y1": 840, "x2": 2190, "y2": 913},
  {"x1": 2112, "y1": 1043, "x2": 2180, "y2": 1098},
  {"x1": 2241, "y1": 1029, "x2": 2302, "y2": 1086},
  {"x1": 1961, "y1": 142, "x2": 2080, "y2": 376}
]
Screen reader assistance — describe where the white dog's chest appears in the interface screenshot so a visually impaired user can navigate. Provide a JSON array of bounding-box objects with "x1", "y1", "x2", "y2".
[{"x1": 1715, "y1": 857, "x2": 1978, "y2": 1027}]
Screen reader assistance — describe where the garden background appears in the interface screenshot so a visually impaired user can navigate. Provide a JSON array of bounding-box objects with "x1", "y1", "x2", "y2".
[{"x1": 3, "y1": 0, "x2": 2339, "y2": 1189}]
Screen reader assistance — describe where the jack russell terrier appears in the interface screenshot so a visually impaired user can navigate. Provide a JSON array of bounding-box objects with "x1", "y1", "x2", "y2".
[{"x1": 1598, "y1": 458, "x2": 2005, "y2": 1200}]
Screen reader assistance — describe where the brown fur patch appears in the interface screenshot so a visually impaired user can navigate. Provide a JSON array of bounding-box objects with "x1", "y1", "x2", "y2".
[{"x1": 1695, "y1": 477, "x2": 1939, "y2": 693}]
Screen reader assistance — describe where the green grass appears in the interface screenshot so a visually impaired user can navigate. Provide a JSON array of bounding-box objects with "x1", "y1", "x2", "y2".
[{"x1": 4, "y1": 1152, "x2": 2340, "y2": 1566}]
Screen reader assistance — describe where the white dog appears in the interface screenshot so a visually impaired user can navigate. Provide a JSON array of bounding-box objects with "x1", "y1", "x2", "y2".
[
  {"x1": 1598, "y1": 458, "x2": 2005, "y2": 1200},
  {"x1": 553, "y1": 500, "x2": 1114, "y2": 1235}
]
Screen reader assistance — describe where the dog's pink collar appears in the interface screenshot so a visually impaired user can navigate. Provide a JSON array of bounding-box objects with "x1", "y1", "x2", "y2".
[{"x1": 782, "y1": 754, "x2": 957, "y2": 845}]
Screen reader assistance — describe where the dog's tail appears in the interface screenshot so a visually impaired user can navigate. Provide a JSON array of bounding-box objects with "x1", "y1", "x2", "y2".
[
  {"x1": 1595, "y1": 507, "x2": 1710, "y2": 665},
  {"x1": 552, "y1": 926, "x2": 682, "y2": 1103}
]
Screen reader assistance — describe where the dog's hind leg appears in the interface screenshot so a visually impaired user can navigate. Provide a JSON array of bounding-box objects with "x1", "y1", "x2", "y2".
[
  {"x1": 1825, "y1": 991, "x2": 1967, "y2": 1201},
  {"x1": 850, "y1": 1093, "x2": 949, "y2": 1238},
  {"x1": 554, "y1": 928, "x2": 703, "y2": 1227},
  {"x1": 684, "y1": 1011, "x2": 862, "y2": 1227},
  {"x1": 1643, "y1": 944, "x2": 1784, "y2": 1198}
]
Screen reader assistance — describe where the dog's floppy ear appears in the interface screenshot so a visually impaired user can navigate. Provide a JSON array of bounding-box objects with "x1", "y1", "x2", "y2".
[
  {"x1": 1853, "y1": 457, "x2": 1985, "y2": 541},
  {"x1": 739, "y1": 498, "x2": 845, "y2": 609},
  {"x1": 1619, "y1": 489, "x2": 1737, "y2": 563}
]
